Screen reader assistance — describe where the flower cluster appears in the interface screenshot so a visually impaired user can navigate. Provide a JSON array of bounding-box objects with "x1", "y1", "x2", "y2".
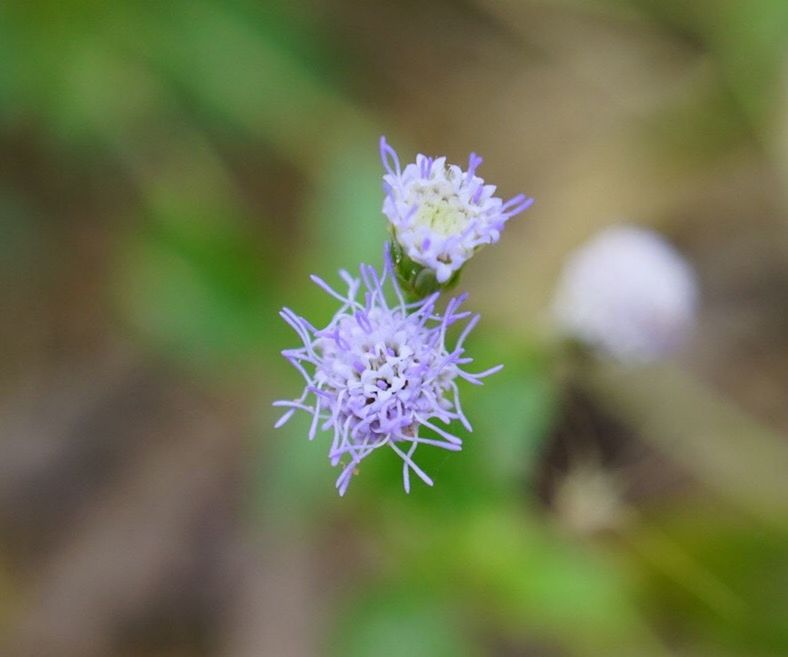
[
  {"x1": 380, "y1": 137, "x2": 533, "y2": 286},
  {"x1": 552, "y1": 224, "x2": 698, "y2": 363},
  {"x1": 276, "y1": 136, "x2": 529, "y2": 495},
  {"x1": 274, "y1": 250, "x2": 500, "y2": 495}
]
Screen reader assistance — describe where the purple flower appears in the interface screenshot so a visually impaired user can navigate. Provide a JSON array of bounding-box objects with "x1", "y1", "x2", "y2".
[
  {"x1": 380, "y1": 136, "x2": 533, "y2": 284},
  {"x1": 274, "y1": 250, "x2": 501, "y2": 495}
]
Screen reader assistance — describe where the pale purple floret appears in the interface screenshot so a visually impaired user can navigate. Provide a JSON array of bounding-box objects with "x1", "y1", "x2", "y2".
[
  {"x1": 273, "y1": 249, "x2": 502, "y2": 495},
  {"x1": 380, "y1": 136, "x2": 533, "y2": 283}
]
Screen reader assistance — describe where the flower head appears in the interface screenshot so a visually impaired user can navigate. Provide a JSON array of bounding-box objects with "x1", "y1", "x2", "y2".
[
  {"x1": 552, "y1": 224, "x2": 699, "y2": 363},
  {"x1": 380, "y1": 136, "x2": 533, "y2": 285},
  {"x1": 274, "y1": 249, "x2": 501, "y2": 495}
]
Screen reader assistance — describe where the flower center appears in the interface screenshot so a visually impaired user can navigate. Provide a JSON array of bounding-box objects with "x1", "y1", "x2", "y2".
[{"x1": 409, "y1": 180, "x2": 472, "y2": 237}]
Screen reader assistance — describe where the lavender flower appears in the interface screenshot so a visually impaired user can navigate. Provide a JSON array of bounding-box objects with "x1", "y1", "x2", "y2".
[
  {"x1": 552, "y1": 224, "x2": 699, "y2": 363},
  {"x1": 274, "y1": 250, "x2": 501, "y2": 495},
  {"x1": 380, "y1": 136, "x2": 533, "y2": 286}
]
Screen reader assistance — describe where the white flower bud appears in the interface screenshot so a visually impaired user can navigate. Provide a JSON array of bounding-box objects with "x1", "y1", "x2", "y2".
[{"x1": 552, "y1": 225, "x2": 699, "y2": 363}]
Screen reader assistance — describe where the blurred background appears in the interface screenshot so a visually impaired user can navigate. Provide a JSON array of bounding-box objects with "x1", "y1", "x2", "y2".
[{"x1": 1, "y1": 1, "x2": 788, "y2": 656}]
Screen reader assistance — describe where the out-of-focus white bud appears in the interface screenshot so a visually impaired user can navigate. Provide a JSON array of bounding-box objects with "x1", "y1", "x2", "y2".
[{"x1": 552, "y1": 225, "x2": 699, "y2": 363}]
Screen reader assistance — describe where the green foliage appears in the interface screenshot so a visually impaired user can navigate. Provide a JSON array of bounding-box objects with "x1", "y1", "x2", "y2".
[
  {"x1": 304, "y1": 136, "x2": 386, "y2": 274},
  {"x1": 467, "y1": 340, "x2": 557, "y2": 492},
  {"x1": 623, "y1": 0, "x2": 788, "y2": 123},
  {"x1": 258, "y1": 409, "x2": 341, "y2": 530},
  {"x1": 332, "y1": 587, "x2": 481, "y2": 657},
  {"x1": 115, "y1": 207, "x2": 275, "y2": 373},
  {"x1": 637, "y1": 505, "x2": 788, "y2": 656}
]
